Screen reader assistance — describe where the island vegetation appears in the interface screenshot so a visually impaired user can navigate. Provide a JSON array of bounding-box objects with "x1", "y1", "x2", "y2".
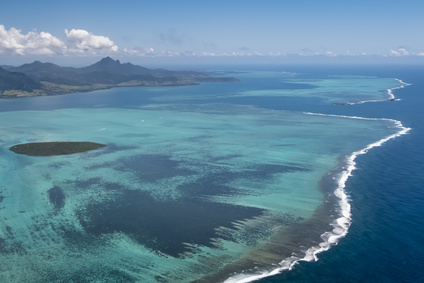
[
  {"x1": 0, "y1": 57, "x2": 238, "y2": 98},
  {"x1": 9, "y1": 142, "x2": 106, "y2": 156}
]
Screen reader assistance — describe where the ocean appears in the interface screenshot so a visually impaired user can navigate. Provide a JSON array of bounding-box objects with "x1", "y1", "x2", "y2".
[{"x1": 0, "y1": 65, "x2": 422, "y2": 282}]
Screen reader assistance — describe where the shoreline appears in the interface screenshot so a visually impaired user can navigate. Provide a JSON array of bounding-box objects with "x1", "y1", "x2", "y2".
[
  {"x1": 0, "y1": 78, "x2": 239, "y2": 99},
  {"x1": 0, "y1": 81, "x2": 200, "y2": 99}
]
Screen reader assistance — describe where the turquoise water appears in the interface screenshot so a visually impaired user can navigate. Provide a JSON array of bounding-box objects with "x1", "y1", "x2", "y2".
[{"x1": 0, "y1": 68, "x2": 408, "y2": 282}]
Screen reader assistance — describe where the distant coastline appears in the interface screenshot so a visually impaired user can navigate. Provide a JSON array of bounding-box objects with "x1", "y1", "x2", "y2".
[{"x1": 0, "y1": 57, "x2": 238, "y2": 98}]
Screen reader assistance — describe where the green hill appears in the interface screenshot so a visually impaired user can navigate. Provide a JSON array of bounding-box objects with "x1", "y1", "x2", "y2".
[
  {"x1": 0, "y1": 67, "x2": 42, "y2": 95},
  {"x1": 1, "y1": 57, "x2": 239, "y2": 98}
]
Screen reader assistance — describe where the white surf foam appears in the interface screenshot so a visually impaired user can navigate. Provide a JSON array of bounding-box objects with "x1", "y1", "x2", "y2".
[
  {"x1": 224, "y1": 113, "x2": 411, "y2": 283},
  {"x1": 343, "y1": 78, "x2": 411, "y2": 105},
  {"x1": 388, "y1": 79, "x2": 412, "y2": 101}
]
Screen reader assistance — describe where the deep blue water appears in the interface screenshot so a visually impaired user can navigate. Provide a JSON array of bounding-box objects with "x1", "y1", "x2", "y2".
[{"x1": 257, "y1": 66, "x2": 424, "y2": 282}]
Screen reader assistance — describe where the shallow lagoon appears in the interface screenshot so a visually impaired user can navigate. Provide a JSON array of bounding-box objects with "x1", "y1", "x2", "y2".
[{"x1": 0, "y1": 69, "x2": 405, "y2": 282}]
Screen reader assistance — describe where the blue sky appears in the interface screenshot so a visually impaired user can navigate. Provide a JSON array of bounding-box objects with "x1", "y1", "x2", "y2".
[{"x1": 1, "y1": 0, "x2": 424, "y2": 65}]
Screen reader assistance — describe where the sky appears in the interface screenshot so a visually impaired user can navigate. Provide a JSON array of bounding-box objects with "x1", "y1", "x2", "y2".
[{"x1": 1, "y1": 0, "x2": 424, "y2": 66}]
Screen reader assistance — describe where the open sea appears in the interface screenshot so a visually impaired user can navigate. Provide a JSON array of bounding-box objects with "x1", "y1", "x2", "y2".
[{"x1": 0, "y1": 65, "x2": 422, "y2": 282}]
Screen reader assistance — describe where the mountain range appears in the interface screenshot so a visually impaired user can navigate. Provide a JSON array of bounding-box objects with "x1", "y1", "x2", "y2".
[{"x1": 0, "y1": 57, "x2": 238, "y2": 98}]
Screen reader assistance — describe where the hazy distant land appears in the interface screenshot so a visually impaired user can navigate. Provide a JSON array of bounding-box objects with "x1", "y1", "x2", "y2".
[{"x1": 0, "y1": 57, "x2": 238, "y2": 98}]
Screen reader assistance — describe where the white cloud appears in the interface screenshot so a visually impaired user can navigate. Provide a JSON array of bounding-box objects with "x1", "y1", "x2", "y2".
[
  {"x1": 0, "y1": 25, "x2": 119, "y2": 56},
  {"x1": 201, "y1": 52, "x2": 216, "y2": 56},
  {"x1": 389, "y1": 48, "x2": 409, "y2": 56},
  {"x1": 123, "y1": 47, "x2": 155, "y2": 56},
  {"x1": 390, "y1": 50, "x2": 399, "y2": 56},
  {"x1": 65, "y1": 29, "x2": 118, "y2": 54},
  {"x1": 227, "y1": 50, "x2": 264, "y2": 56},
  {"x1": 161, "y1": 50, "x2": 181, "y2": 56},
  {"x1": 268, "y1": 52, "x2": 284, "y2": 56},
  {"x1": 0, "y1": 25, "x2": 66, "y2": 55},
  {"x1": 184, "y1": 50, "x2": 196, "y2": 56}
]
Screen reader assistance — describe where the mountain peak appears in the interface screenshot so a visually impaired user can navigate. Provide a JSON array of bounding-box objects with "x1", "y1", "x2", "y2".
[
  {"x1": 29, "y1": 60, "x2": 44, "y2": 66},
  {"x1": 99, "y1": 57, "x2": 120, "y2": 64},
  {"x1": 11, "y1": 61, "x2": 62, "y2": 73},
  {"x1": 79, "y1": 57, "x2": 150, "y2": 75}
]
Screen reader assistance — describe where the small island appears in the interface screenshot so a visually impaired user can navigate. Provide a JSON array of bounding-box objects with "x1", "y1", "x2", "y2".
[{"x1": 9, "y1": 142, "x2": 106, "y2": 156}]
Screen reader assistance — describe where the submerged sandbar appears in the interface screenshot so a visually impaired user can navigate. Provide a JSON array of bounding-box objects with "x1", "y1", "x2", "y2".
[{"x1": 9, "y1": 141, "x2": 106, "y2": 156}]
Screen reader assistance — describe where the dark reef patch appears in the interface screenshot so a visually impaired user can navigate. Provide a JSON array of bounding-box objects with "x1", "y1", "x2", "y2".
[
  {"x1": 9, "y1": 141, "x2": 106, "y2": 156},
  {"x1": 40, "y1": 261, "x2": 138, "y2": 283},
  {"x1": 78, "y1": 189, "x2": 264, "y2": 257},
  {"x1": 0, "y1": 226, "x2": 26, "y2": 255},
  {"x1": 114, "y1": 154, "x2": 195, "y2": 182},
  {"x1": 249, "y1": 163, "x2": 309, "y2": 178},
  {"x1": 178, "y1": 163, "x2": 309, "y2": 198},
  {"x1": 209, "y1": 154, "x2": 244, "y2": 162},
  {"x1": 177, "y1": 176, "x2": 241, "y2": 198},
  {"x1": 47, "y1": 186, "x2": 65, "y2": 210}
]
